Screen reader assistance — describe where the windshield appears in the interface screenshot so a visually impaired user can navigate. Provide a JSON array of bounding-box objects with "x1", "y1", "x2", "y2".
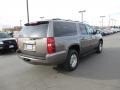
[
  {"x1": 0, "y1": 33, "x2": 10, "y2": 38},
  {"x1": 19, "y1": 24, "x2": 48, "y2": 38}
]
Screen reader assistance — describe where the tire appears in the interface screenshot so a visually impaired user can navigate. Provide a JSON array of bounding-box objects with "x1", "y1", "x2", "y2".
[
  {"x1": 63, "y1": 49, "x2": 79, "y2": 71},
  {"x1": 14, "y1": 48, "x2": 18, "y2": 52},
  {"x1": 0, "y1": 50, "x2": 4, "y2": 54},
  {"x1": 96, "y1": 41, "x2": 103, "y2": 53}
]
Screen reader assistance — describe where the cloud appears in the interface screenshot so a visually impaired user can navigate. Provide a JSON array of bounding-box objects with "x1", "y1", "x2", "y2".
[{"x1": 0, "y1": 0, "x2": 120, "y2": 27}]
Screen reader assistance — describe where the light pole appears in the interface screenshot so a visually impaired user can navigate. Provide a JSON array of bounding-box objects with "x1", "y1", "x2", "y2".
[
  {"x1": 108, "y1": 15, "x2": 111, "y2": 28},
  {"x1": 100, "y1": 16, "x2": 105, "y2": 28},
  {"x1": 111, "y1": 19, "x2": 117, "y2": 27},
  {"x1": 26, "y1": 0, "x2": 30, "y2": 23},
  {"x1": 78, "y1": 10, "x2": 86, "y2": 23},
  {"x1": 20, "y1": 20, "x2": 22, "y2": 27}
]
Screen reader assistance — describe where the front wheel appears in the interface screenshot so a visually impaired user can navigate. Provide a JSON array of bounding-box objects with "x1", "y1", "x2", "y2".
[{"x1": 63, "y1": 49, "x2": 79, "y2": 71}]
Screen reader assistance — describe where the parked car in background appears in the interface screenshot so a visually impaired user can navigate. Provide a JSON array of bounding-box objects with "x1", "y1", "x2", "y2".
[
  {"x1": 0, "y1": 32, "x2": 18, "y2": 53},
  {"x1": 111, "y1": 28, "x2": 120, "y2": 33},
  {"x1": 17, "y1": 19, "x2": 103, "y2": 71},
  {"x1": 96, "y1": 27, "x2": 120, "y2": 37}
]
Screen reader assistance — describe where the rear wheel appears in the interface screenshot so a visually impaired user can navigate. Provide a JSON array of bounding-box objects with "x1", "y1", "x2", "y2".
[
  {"x1": 63, "y1": 49, "x2": 79, "y2": 71},
  {"x1": 96, "y1": 41, "x2": 103, "y2": 53}
]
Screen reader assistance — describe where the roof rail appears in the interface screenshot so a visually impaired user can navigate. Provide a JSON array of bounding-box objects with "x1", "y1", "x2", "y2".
[
  {"x1": 52, "y1": 18, "x2": 72, "y2": 21},
  {"x1": 65, "y1": 19, "x2": 73, "y2": 21},
  {"x1": 52, "y1": 18, "x2": 62, "y2": 20},
  {"x1": 74, "y1": 21, "x2": 79, "y2": 22},
  {"x1": 52, "y1": 18, "x2": 81, "y2": 22}
]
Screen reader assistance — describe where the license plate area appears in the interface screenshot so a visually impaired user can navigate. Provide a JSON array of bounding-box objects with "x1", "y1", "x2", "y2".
[
  {"x1": 24, "y1": 44, "x2": 36, "y2": 51},
  {"x1": 9, "y1": 45, "x2": 14, "y2": 48}
]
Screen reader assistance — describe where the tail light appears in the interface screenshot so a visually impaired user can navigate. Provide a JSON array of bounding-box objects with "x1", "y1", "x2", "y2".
[{"x1": 47, "y1": 37, "x2": 56, "y2": 54}]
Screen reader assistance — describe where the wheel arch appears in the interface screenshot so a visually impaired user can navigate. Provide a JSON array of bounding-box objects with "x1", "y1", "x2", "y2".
[
  {"x1": 99, "y1": 38, "x2": 103, "y2": 44},
  {"x1": 67, "y1": 44, "x2": 80, "y2": 55}
]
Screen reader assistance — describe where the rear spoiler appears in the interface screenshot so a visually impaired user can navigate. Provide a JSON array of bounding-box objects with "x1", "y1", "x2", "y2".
[{"x1": 25, "y1": 21, "x2": 49, "y2": 26}]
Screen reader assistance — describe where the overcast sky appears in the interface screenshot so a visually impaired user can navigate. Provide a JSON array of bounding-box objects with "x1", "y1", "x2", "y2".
[{"x1": 0, "y1": 0, "x2": 120, "y2": 28}]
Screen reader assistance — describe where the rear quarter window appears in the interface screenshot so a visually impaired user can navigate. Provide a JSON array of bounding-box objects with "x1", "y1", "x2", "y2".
[{"x1": 53, "y1": 21, "x2": 77, "y2": 37}]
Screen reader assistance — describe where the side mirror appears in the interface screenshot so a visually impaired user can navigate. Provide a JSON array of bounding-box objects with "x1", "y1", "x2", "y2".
[{"x1": 93, "y1": 30, "x2": 97, "y2": 35}]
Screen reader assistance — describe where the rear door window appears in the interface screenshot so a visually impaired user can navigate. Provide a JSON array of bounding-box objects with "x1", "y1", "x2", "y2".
[
  {"x1": 79, "y1": 24, "x2": 87, "y2": 35},
  {"x1": 53, "y1": 21, "x2": 77, "y2": 37}
]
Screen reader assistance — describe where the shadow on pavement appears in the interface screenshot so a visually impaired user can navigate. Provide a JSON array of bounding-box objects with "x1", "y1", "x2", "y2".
[
  {"x1": 56, "y1": 47, "x2": 120, "y2": 80},
  {"x1": 1, "y1": 47, "x2": 120, "y2": 81},
  {"x1": 0, "y1": 50, "x2": 16, "y2": 56}
]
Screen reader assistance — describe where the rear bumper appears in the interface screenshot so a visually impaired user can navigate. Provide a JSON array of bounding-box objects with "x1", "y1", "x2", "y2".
[{"x1": 16, "y1": 50, "x2": 67, "y2": 65}]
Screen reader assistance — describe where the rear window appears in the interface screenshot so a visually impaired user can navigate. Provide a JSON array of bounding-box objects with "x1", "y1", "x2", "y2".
[
  {"x1": 53, "y1": 21, "x2": 77, "y2": 37},
  {"x1": 0, "y1": 33, "x2": 10, "y2": 38},
  {"x1": 19, "y1": 24, "x2": 48, "y2": 38}
]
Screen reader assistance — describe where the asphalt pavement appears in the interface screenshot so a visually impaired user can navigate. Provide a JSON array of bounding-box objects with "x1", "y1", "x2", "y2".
[{"x1": 0, "y1": 33, "x2": 120, "y2": 90}]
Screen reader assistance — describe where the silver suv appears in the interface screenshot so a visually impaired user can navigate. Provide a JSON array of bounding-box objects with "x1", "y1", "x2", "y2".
[{"x1": 17, "y1": 19, "x2": 103, "y2": 71}]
